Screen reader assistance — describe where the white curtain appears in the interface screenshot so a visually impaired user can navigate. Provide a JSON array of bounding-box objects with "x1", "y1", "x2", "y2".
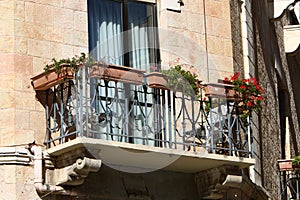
[{"x1": 128, "y1": 2, "x2": 153, "y2": 70}]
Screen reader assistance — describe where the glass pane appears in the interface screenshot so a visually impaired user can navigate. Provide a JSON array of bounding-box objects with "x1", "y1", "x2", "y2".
[
  {"x1": 88, "y1": 0, "x2": 124, "y2": 65},
  {"x1": 128, "y1": 2, "x2": 157, "y2": 71}
]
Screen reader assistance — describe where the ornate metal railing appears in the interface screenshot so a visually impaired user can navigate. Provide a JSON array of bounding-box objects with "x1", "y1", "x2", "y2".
[{"x1": 41, "y1": 65, "x2": 253, "y2": 158}]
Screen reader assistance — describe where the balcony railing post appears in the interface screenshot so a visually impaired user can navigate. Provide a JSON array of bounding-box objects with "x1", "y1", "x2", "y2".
[
  {"x1": 227, "y1": 110, "x2": 233, "y2": 156},
  {"x1": 181, "y1": 92, "x2": 186, "y2": 151},
  {"x1": 249, "y1": 109, "x2": 253, "y2": 158},
  {"x1": 167, "y1": 90, "x2": 172, "y2": 148},
  {"x1": 45, "y1": 89, "x2": 50, "y2": 148},
  {"x1": 60, "y1": 83, "x2": 65, "y2": 144},
  {"x1": 173, "y1": 91, "x2": 177, "y2": 149},
  {"x1": 191, "y1": 96, "x2": 196, "y2": 152},
  {"x1": 161, "y1": 89, "x2": 167, "y2": 148},
  {"x1": 77, "y1": 67, "x2": 84, "y2": 137}
]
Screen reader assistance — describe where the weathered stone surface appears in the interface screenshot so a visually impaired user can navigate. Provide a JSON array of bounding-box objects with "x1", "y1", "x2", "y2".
[
  {"x1": 14, "y1": 91, "x2": 35, "y2": 110},
  {"x1": 0, "y1": 0, "x2": 14, "y2": 20},
  {"x1": 50, "y1": 42, "x2": 75, "y2": 60},
  {"x1": 62, "y1": 0, "x2": 87, "y2": 11},
  {"x1": 29, "y1": 111, "x2": 45, "y2": 131},
  {"x1": 0, "y1": 19, "x2": 14, "y2": 36},
  {"x1": 74, "y1": 11, "x2": 88, "y2": 32},
  {"x1": 25, "y1": 2, "x2": 54, "y2": 25},
  {"x1": 53, "y1": 7, "x2": 74, "y2": 29},
  {"x1": 187, "y1": 13, "x2": 205, "y2": 34},
  {"x1": 0, "y1": 90, "x2": 15, "y2": 109},
  {"x1": 28, "y1": 39, "x2": 51, "y2": 58}
]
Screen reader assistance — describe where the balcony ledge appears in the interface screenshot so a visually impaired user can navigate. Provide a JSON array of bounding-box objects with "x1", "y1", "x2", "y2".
[
  {"x1": 284, "y1": 25, "x2": 300, "y2": 53},
  {"x1": 46, "y1": 137, "x2": 255, "y2": 173}
]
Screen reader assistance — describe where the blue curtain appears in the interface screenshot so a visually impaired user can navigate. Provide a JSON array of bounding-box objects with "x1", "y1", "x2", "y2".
[{"x1": 88, "y1": 0, "x2": 123, "y2": 65}]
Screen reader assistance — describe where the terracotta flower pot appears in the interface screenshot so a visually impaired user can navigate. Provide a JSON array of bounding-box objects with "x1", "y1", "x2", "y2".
[
  {"x1": 204, "y1": 83, "x2": 238, "y2": 99},
  {"x1": 145, "y1": 72, "x2": 168, "y2": 90},
  {"x1": 89, "y1": 64, "x2": 145, "y2": 85},
  {"x1": 278, "y1": 159, "x2": 300, "y2": 171},
  {"x1": 31, "y1": 64, "x2": 75, "y2": 90}
]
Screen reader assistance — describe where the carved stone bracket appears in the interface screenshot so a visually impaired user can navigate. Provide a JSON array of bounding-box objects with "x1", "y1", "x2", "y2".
[
  {"x1": 194, "y1": 165, "x2": 269, "y2": 200},
  {"x1": 53, "y1": 157, "x2": 102, "y2": 186}
]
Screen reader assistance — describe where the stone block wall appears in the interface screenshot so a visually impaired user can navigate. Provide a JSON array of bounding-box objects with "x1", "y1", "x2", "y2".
[
  {"x1": 0, "y1": 0, "x2": 88, "y2": 199},
  {"x1": 158, "y1": 0, "x2": 234, "y2": 83}
]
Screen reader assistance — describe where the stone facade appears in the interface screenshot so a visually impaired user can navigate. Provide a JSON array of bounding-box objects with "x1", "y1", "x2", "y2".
[{"x1": 0, "y1": 0, "x2": 298, "y2": 199}]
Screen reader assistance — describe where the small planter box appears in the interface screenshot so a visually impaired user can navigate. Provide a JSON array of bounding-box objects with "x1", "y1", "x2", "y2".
[
  {"x1": 89, "y1": 64, "x2": 145, "y2": 85},
  {"x1": 31, "y1": 64, "x2": 74, "y2": 91},
  {"x1": 278, "y1": 159, "x2": 300, "y2": 171},
  {"x1": 204, "y1": 83, "x2": 238, "y2": 99},
  {"x1": 145, "y1": 72, "x2": 168, "y2": 90}
]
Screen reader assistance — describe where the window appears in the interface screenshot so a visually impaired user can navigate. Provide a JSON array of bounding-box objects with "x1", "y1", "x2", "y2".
[
  {"x1": 88, "y1": 0, "x2": 159, "y2": 71},
  {"x1": 88, "y1": 0, "x2": 160, "y2": 145}
]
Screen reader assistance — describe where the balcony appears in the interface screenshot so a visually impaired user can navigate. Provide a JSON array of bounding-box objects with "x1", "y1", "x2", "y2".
[
  {"x1": 284, "y1": 25, "x2": 300, "y2": 54},
  {"x1": 31, "y1": 64, "x2": 255, "y2": 173}
]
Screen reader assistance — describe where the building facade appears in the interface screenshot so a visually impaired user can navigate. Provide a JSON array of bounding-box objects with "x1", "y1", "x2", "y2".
[{"x1": 0, "y1": 0, "x2": 299, "y2": 199}]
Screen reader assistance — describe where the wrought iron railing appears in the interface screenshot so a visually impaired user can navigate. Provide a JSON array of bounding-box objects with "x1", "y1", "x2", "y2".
[{"x1": 42, "y1": 65, "x2": 253, "y2": 158}]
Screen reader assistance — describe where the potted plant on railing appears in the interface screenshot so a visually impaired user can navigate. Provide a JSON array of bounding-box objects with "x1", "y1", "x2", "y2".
[
  {"x1": 89, "y1": 63, "x2": 145, "y2": 85},
  {"x1": 145, "y1": 64, "x2": 201, "y2": 96},
  {"x1": 226, "y1": 72, "x2": 264, "y2": 118},
  {"x1": 278, "y1": 154, "x2": 300, "y2": 171},
  {"x1": 31, "y1": 53, "x2": 87, "y2": 90},
  {"x1": 145, "y1": 67, "x2": 169, "y2": 90},
  {"x1": 204, "y1": 72, "x2": 264, "y2": 119},
  {"x1": 159, "y1": 65, "x2": 201, "y2": 97}
]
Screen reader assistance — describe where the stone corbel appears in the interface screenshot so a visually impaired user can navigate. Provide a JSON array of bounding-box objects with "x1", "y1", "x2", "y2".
[
  {"x1": 53, "y1": 157, "x2": 102, "y2": 186},
  {"x1": 194, "y1": 165, "x2": 269, "y2": 200}
]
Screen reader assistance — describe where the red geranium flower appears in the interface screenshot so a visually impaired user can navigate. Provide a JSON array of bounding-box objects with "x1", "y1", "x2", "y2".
[
  {"x1": 240, "y1": 85, "x2": 246, "y2": 89},
  {"x1": 257, "y1": 96, "x2": 264, "y2": 101}
]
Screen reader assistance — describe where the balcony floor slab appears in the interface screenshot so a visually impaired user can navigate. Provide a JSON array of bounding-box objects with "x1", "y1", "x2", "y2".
[{"x1": 46, "y1": 137, "x2": 255, "y2": 173}]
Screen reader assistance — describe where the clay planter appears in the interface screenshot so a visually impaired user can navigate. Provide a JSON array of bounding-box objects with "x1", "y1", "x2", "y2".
[
  {"x1": 145, "y1": 72, "x2": 168, "y2": 90},
  {"x1": 278, "y1": 159, "x2": 300, "y2": 171},
  {"x1": 89, "y1": 64, "x2": 145, "y2": 85},
  {"x1": 31, "y1": 64, "x2": 75, "y2": 90},
  {"x1": 204, "y1": 83, "x2": 239, "y2": 99}
]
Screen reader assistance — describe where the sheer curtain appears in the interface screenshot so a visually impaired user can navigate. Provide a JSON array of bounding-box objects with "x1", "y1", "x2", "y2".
[
  {"x1": 88, "y1": 0, "x2": 123, "y2": 65},
  {"x1": 128, "y1": 2, "x2": 154, "y2": 70}
]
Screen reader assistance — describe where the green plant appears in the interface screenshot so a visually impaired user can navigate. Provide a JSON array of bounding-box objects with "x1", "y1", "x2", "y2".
[
  {"x1": 44, "y1": 53, "x2": 89, "y2": 73},
  {"x1": 224, "y1": 72, "x2": 264, "y2": 119},
  {"x1": 161, "y1": 65, "x2": 201, "y2": 97},
  {"x1": 292, "y1": 152, "x2": 300, "y2": 166}
]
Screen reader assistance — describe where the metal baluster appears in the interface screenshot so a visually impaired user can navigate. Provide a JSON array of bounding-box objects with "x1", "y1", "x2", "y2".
[
  {"x1": 105, "y1": 80, "x2": 109, "y2": 140},
  {"x1": 60, "y1": 83, "x2": 65, "y2": 144},
  {"x1": 162, "y1": 90, "x2": 167, "y2": 148},
  {"x1": 167, "y1": 90, "x2": 172, "y2": 148},
  {"x1": 227, "y1": 100, "x2": 233, "y2": 156},
  {"x1": 191, "y1": 96, "x2": 196, "y2": 152},
  {"x1": 182, "y1": 92, "x2": 186, "y2": 151},
  {"x1": 46, "y1": 89, "x2": 50, "y2": 148},
  {"x1": 173, "y1": 92, "x2": 177, "y2": 149}
]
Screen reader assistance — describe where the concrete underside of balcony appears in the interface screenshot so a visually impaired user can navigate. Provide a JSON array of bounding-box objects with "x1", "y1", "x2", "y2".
[{"x1": 46, "y1": 137, "x2": 255, "y2": 173}]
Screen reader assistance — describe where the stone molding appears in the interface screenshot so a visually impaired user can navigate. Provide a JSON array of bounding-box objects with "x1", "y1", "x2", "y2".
[{"x1": 0, "y1": 147, "x2": 31, "y2": 165}]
